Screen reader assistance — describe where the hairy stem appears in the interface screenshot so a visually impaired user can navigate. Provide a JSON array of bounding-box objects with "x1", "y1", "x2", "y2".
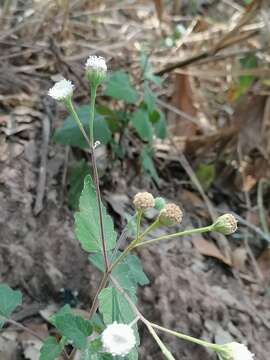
[
  {"x1": 90, "y1": 147, "x2": 109, "y2": 271},
  {"x1": 134, "y1": 225, "x2": 213, "y2": 248},
  {"x1": 89, "y1": 85, "x2": 97, "y2": 146},
  {"x1": 65, "y1": 99, "x2": 90, "y2": 147},
  {"x1": 138, "y1": 218, "x2": 160, "y2": 241},
  {"x1": 145, "y1": 322, "x2": 176, "y2": 360},
  {"x1": 88, "y1": 271, "x2": 110, "y2": 320},
  {"x1": 151, "y1": 323, "x2": 220, "y2": 351},
  {"x1": 136, "y1": 209, "x2": 142, "y2": 241},
  {"x1": 88, "y1": 83, "x2": 109, "y2": 272}
]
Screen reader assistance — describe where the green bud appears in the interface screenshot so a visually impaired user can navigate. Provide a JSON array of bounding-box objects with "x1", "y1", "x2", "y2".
[{"x1": 154, "y1": 197, "x2": 166, "y2": 211}]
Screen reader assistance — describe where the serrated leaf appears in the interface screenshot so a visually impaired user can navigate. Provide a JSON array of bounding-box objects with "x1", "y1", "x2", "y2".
[
  {"x1": 49, "y1": 304, "x2": 72, "y2": 327},
  {"x1": 0, "y1": 284, "x2": 22, "y2": 328},
  {"x1": 98, "y1": 287, "x2": 136, "y2": 325},
  {"x1": 68, "y1": 160, "x2": 89, "y2": 209},
  {"x1": 53, "y1": 105, "x2": 112, "y2": 149},
  {"x1": 131, "y1": 108, "x2": 153, "y2": 142},
  {"x1": 55, "y1": 314, "x2": 92, "y2": 350},
  {"x1": 75, "y1": 175, "x2": 117, "y2": 253},
  {"x1": 99, "y1": 287, "x2": 140, "y2": 346},
  {"x1": 125, "y1": 254, "x2": 149, "y2": 286},
  {"x1": 104, "y1": 71, "x2": 138, "y2": 104},
  {"x1": 39, "y1": 337, "x2": 62, "y2": 360},
  {"x1": 89, "y1": 252, "x2": 149, "y2": 289}
]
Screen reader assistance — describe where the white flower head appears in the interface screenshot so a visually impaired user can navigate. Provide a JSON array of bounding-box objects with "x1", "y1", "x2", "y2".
[
  {"x1": 85, "y1": 55, "x2": 107, "y2": 73},
  {"x1": 218, "y1": 342, "x2": 255, "y2": 360},
  {"x1": 48, "y1": 78, "x2": 74, "y2": 101},
  {"x1": 85, "y1": 55, "x2": 107, "y2": 86},
  {"x1": 101, "y1": 322, "x2": 136, "y2": 357}
]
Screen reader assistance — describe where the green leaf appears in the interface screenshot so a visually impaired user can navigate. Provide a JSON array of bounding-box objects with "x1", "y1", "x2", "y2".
[
  {"x1": 49, "y1": 304, "x2": 72, "y2": 327},
  {"x1": 232, "y1": 55, "x2": 258, "y2": 100},
  {"x1": 80, "y1": 339, "x2": 105, "y2": 360},
  {"x1": 98, "y1": 287, "x2": 136, "y2": 325},
  {"x1": 104, "y1": 71, "x2": 139, "y2": 104},
  {"x1": 150, "y1": 110, "x2": 166, "y2": 139},
  {"x1": 131, "y1": 109, "x2": 153, "y2": 142},
  {"x1": 68, "y1": 160, "x2": 89, "y2": 209},
  {"x1": 239, "y1": 55, "x2": 257, "y2": 89},
  {"x1": 0, "y1": 284, "x2": 22, "y2": 328},
  {"x1": 95, "y1": 105, "x2": 122, "y2": 133},
  {"x1": 54, "y1": 313, "x2": 92, "y2": 349},
  {"x1": 140, "y1": 51, "x2": 162, "y2": 86},
  {"x1": 53, "y1": 105, "x2": 112, "y2": 149},
  {"x1": 89, "y1": 252, "x2": 149, "y2": 289},
  {"x1": 195, "y1": 163, "x2": 215, "y2": 191},
  {"x1": 127, "y1": 349, "x2": 139, "y2": 360},
  {"x1": 140, "y1": 147, "x2": 160, "y2": 184},
  {"x1": 125, "y1": 254, "x2": 149, "y2": 286},
  {"x1": 75, "y1": 175, "x2": 117, "y2": 253},
  {"x1": 39, "y1": 337, "x2": 62, "y2": 360},
  {"x1": 99, "y1": 287, "x2": 140, "y2": 348},
  {"x1": 89, "y1": 313, "x2": 104, "y2": 333},
  {"x1": 144, "y1": 85, "x2": 156, "y2": 113}
]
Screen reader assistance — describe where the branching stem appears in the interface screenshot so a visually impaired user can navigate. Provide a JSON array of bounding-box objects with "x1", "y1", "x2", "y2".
[{"x1": 134, "y1": 225, "x2": 213, "y2": 248}]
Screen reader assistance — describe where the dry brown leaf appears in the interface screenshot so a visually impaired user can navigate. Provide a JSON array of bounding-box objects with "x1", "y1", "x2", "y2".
[
  {"x1": 169, "y1": 73, "x2": 198, "y2": 137},
  {"x1": 152, "y1": 0, "x2": 163, "y2": 23},
  {"x1": 192, "y1": 237, "x2": 232, "y2": 266},
  {"x1": 257, "y1": 247, "x2": 270, "y2": 283},
  {"x1": 242, "y1": 174, "x2": 257, "y2": 192},
  {"x1": 232, "y1": 247, "x2": 248, "y2": 271}
]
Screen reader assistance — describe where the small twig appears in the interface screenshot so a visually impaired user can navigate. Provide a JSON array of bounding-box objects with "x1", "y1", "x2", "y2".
[
  {"x1": 0, "y1": 315, "x2": 44, "y2": 342},
  {"x1": 60, "y1": 147, "x2": 70, "y2": 206},
  {"x1": 175, "y1": 151, "x2": 231, "y2": 259},
  {"x1": 257, "y1": 179, "x2": 270, "y2": 235},
  {"x1": 34, "y1": 112, "x2": 50, "y2": 215},
  {"x1": 156, "y1": 0, "x2": 262, "y2": 76},
  {"x1": 156, "y1": 98, "x2": 201, "y2": 128}
]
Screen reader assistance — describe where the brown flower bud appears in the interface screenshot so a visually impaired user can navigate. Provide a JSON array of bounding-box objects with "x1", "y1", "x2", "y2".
[
  {"x1": 212, "y1": 214, "x2": 237, "y2": 235},
  {"x1": 159, "y1": 203, "x2": 183, "y2": 226},
  {"x1": 133, "y1": 192, "x2": 155, "y2": 210}
]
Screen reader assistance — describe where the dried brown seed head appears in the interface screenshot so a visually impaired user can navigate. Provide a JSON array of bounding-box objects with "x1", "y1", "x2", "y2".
[
  {"x1": 159, "y1": 203, "x2": 183, "y2": 226},
  {"x1": 133, "y1": 192, "x2": 155, "y2": 210}
]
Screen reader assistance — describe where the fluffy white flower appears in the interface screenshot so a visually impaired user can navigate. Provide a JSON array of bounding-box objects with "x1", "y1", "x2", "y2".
[
  {"x1": 219, "y1": 342, "x2": 255, "y2": 360},
  {"x1": 48, "y1": 79, "x2": 74, "y2": 101},
  {"x1": 85, "y1": 55, "x2": 107, "y2": 73},
  {"x1": 101, "y1": 322, "x2": 136, "y2": 357}
]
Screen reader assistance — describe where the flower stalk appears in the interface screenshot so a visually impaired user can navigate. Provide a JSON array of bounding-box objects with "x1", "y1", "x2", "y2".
[{"x1": 134, "y1": 225, "x2": 214, "y2": 248}]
